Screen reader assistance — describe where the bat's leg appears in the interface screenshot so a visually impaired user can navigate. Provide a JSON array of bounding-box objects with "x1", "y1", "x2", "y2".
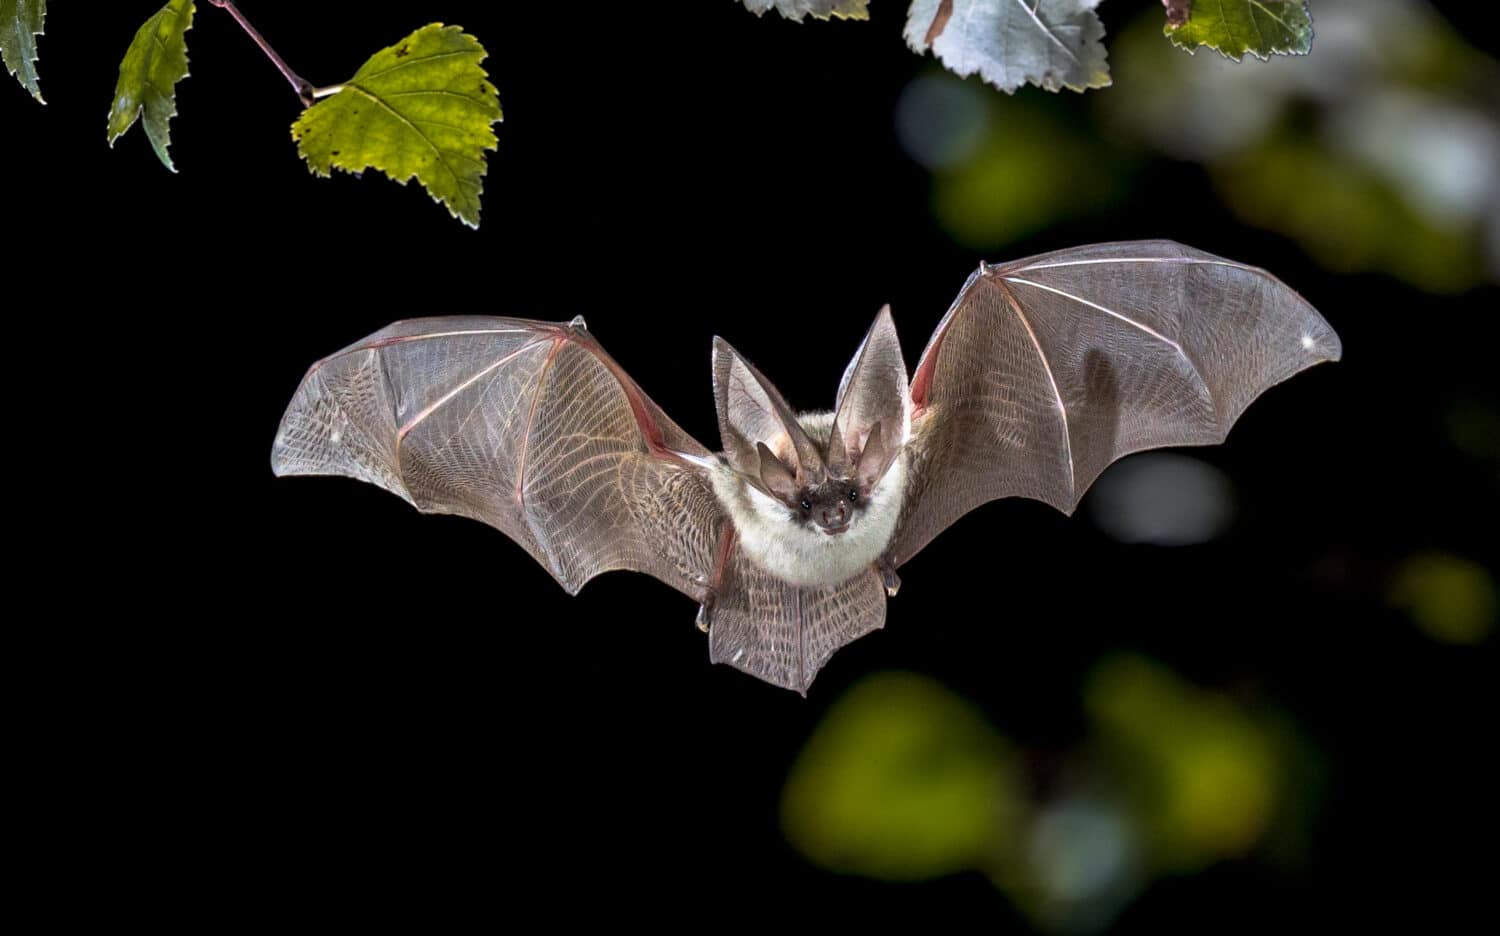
[
  {"x1": 697, "y1": 523, "x2": 738, "y2": 633},
  {"x1": 876, "y1": 555, "x2": 901, "y2": 597}
]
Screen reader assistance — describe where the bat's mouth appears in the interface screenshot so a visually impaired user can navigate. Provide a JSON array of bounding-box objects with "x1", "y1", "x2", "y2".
[{"x1": 817, "y1": 522, "x2": 851, "y2": 536}]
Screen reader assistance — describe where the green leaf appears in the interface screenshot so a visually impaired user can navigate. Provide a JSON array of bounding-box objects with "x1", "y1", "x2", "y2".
[
  {"x1": 740, "y1": 0, "x2": 869, "y2": 21},
  {"x1": 1, "y1": 0, "x2": 45, "y2": 102},
  {"x1": 1165, "y1": 0, "x2": 1313, "y2": 61},
  {"x1": 781, "y1": 672, "x2": 1025, "y2": 880},
  {"x1": 107, "y1": 0, "x2": 195, "y2": 172},
  {"x1": 291, "y1": 23, "x2": 503, "y2": 229},
  {"x1": 905, "y1": 0, "x2": 1110, "y2": 94}
]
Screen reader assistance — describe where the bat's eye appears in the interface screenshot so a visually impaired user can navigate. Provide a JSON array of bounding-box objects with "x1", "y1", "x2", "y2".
[
  {"x1": 847, "y1": 489, "x2": 859, "y2": 503},
  {"x1": 799, "y1": 498, "x2": 812, "y2": 512}
]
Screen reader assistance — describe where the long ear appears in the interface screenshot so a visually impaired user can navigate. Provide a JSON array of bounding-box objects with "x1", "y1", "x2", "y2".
[
  {"x1": 829, "y1": 306, "x2": 909, "y2": 481},
  {"x1": 713, "y1": 337, "x2": 824, "y2": 480}
]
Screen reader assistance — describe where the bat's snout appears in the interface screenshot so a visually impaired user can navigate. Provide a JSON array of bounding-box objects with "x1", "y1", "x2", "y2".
[{"x1": 817, "y1": 504, "x2": 851, "y2": 535}]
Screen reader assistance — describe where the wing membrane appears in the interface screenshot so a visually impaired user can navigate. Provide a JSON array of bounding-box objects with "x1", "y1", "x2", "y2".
[
  {"x1": 273, "y1": 316, "x2": 722, "y2": 598},
  {"x1": 893, "y1": 241, "x2": 1340, "y2": 565}
]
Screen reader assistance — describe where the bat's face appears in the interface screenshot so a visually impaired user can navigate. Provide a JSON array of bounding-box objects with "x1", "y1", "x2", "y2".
[
  {"x1": 712, "y1": 307, "x2": 911, "y2": 543},
  {"x1": 787, "y1": 474, "x2": 862, "y2": 535}
]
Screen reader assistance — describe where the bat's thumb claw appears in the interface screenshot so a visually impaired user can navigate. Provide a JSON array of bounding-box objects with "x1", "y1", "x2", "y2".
[
  {"x1": 877, "y1": 558, "x2": 901, "y2": 597},
  {"x1": 568, "y1": 315, "x2": 588, "y2": 332},
  {"x1": 695, "y1": 592, "x2": 717, "y2": 633}
]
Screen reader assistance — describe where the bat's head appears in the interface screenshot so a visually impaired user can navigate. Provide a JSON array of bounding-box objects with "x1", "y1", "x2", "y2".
[{"x1": 713, "y1": 307, "x2": 910, "y2": 536}]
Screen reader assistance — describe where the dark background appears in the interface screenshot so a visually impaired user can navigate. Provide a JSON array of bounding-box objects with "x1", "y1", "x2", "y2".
[{"x1": 11, "y1": 1, "x2": 1495, "y2": 928}]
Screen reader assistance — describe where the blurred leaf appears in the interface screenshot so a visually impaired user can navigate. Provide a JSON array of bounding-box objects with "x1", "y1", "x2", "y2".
[
  {"x1": 292, "y1": 24, "x2": 502, "y2": 229},
  {"x1": 1088, "y1": 453, "x2": 1235, "y2": 546},
  {"x1": 932, "y1": 95, "x2": 1128, "y2": 247},
  {"x1": 782, "y1": 672, "x2": 1024, "y2": 880},
  {"x1": 1166, "y1": 0, "x2": 1312, "y2": 61},
  {"x1": 1387, "y1": 552, "x2": 1497, "y2": 645},
  {"x1": 905, "y1": 0, "x2": 1110, "y2": 94},
  {"x1": 1020, "y1": 796, "x2": 1141, "y2": 931},
  {"x1": 895, "y1": 72, "x2": 990, "y2": 169},
  {"x1": 107, "y1": 0, "x2": 195, "y2": 172},
  {"x1": 1445, "y1": 400, "x2": 1500, "y2": 464},
  {"x1": 1216, "y1": 136, "x2": 1486, "y2": 293},
  {"x1": 739, "y1": 0, "x2": 869, "y2": 21},
  {"x1": 1, "y1": 0, "x2": 44, "y2": 102},
  {"x1": 1087, "y1": 655, "x2": 1278, "y2": 870}
]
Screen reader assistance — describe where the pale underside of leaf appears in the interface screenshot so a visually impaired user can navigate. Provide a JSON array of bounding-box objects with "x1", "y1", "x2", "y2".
[
  {"x1": 739, "y1": 0, "x2": 870, "y2": 22},
  {"x1": 904, "y1": 0, "x2": 1110, "y2": 94},
  {"x1": 1, "y1": 0, "x2": 45, "y2": 102},
  {"x1": 106, "y1": 0, "x2": 195, "y2": 172},
  {"x1": 1166, "y1": 0, "x2": 1313, "y2": 61},
  {"x1": 291, "y1": 23, "x2": 503, "y2": 229}
]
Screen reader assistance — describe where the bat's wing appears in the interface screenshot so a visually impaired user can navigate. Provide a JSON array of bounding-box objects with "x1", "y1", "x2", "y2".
[
  {"x1": 890, "y1": 240, "x2": 1341, "y2": 566},
  {"x1": 272, "y1": 316, "x2": 723, "y2": 599},
  {"x1": 709, "y1": 563, "x2": 887, "y2": 696}
]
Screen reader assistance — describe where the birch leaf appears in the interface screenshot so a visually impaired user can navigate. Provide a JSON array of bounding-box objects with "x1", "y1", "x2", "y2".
[
  {"x1": 1, "y1": 0, "x2": 45, "y2": 102},
  {"x1": 291, "y1": 23, "x2": 503, "y2": 229},
  {"x1": 905, "y1": 0, "x2": 1110, "y2": 94},
  {"x1": 106, "y1": 0, "x2": 195, "y2": 171},
  {"x1": 739, "y1": 0, "x2": 869, "y2": 21},
  {"x1": 1166, "y1": 0, "x2": 1314, "y2": 61}
]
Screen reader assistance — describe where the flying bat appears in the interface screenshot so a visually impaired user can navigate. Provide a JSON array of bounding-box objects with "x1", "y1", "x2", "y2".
[{"x1": 272, "y1": 241, "x2": 1340, "y2": 693}]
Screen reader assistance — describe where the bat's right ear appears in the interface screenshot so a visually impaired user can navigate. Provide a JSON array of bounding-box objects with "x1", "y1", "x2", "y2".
[
  {"x1": 713, "y1": 337, "x2": 824, "y2": 482},
  {"x1": 829, "y1": 306, "x2": 909, "y2": 481}
]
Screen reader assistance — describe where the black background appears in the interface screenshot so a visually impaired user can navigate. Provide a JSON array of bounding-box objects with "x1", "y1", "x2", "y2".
[{"x1": 10, "y1": 2, "x2": 1496, "y2": 928}]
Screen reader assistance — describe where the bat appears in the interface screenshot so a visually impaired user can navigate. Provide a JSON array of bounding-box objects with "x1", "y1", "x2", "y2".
[{"x1": 272, "y1": 240, "x2": 1340, "y2": 693}]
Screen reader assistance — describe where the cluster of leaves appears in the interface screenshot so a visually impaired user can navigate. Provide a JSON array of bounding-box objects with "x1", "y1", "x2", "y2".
[
  {"x1": 5, "y1": 1, "x2": 501, "y2": 228},
  {"x1": 782, "y1": 660, "x2": 1322, "y2": 930},
  {"x1": 4, "y1": 2, "x2": 1319, "y2": 227},
  {"x1": 740, "y1": 0, "x2": 1314, "y2": 93}
]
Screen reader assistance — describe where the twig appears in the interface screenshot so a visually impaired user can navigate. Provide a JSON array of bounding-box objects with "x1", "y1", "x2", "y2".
[{"x1": 207, "y1": 1, "x2": 315, "y2": 106}]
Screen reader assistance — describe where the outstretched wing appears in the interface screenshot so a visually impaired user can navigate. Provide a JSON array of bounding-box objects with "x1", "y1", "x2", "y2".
[
  {"x1": 272, "y1": 316, "x2": 722, "y2": 598},
  {"x1": 891, "y1": 240, "x2": 1341, "y2": 566}
]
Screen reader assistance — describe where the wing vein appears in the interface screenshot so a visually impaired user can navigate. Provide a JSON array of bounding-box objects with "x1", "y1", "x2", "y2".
[
  {"x1": 1012, "y1": 257, "x2": 1254, "y2": 272},
  {"x1": 1002, "y1": 276, "x2": 1213, "y2": 410},
  {"x1": 397, "y1": 339, "x2": 545, "y2": 442},
  {"x1": 516, "y1": 339, "x2": 563, "y2": 508},
  {"x1": 999, "y1": 281, "x2": 1075, "y2": 499}
]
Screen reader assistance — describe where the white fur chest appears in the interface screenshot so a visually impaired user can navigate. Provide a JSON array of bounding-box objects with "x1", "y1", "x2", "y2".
[{"x1": 707, "y1": 450, "x2": 907, "y2": 588}]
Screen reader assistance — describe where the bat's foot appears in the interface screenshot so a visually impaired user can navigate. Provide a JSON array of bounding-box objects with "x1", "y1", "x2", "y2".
[
  {"x1": 877, "y1": 557, "x2": 901, "y2": 597},
  {"x1": 695, "y1": 591, "x2": 717, "y2": 633}
]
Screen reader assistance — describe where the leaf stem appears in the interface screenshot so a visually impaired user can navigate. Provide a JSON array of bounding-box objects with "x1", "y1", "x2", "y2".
[
  {"x1": 207, "y1": 1, "x2": 315, "y2": 106},
  {"x1": 310, "y1": 84, "x2": 345, "y2": 99}
]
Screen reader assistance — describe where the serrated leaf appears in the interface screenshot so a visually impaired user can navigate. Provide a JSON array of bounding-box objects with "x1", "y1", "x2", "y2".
[
  {"x1": 905, "y1": 0, "x2": 1110, "y2": 94},
  {"x1": 106, "y1": 0, "x2": 195, "y2": 172},
  {"x1": 739, "y1": 0, "x2": 869, "y2": 21},
  {"x1": 1166, "y1": 0, "x2": 1313, "y2": 61},
  {"x1": 1, "y1": 0, "x2": 45, "y2": 102},
  {"x1": 291, "y1": 23, "x2": 502, "y2": 229}
]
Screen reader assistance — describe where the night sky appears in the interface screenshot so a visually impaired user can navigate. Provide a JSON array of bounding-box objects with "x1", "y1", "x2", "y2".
[{"x1": 10, "y1": 2, "x2": 1495, "y2": 928}]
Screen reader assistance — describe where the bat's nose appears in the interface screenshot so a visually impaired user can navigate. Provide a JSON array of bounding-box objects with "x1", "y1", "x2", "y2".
[{"x1": 819, "y1": 504, "x2": 850, "y2": 533}]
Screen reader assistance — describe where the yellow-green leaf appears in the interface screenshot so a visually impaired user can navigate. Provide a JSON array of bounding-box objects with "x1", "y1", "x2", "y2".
[
  {"x1": 1166, "y1": 0, "x2": 1313, "y2": 62},
  {"x1": 781, "y1": 672, "x2": 1025, "y2": 880},
  {"x1": 1, "y1": 0, "x2": 45, "y2": 102},
  {"x1": 740, "y1": 0, "x2": 869, "y2": 21},
  {"x1": 291, "y1": 23, "x2": 503, "y2": 229},
  {"x1": 107, "y1": 0, "x2": 195, "y2": 172}
]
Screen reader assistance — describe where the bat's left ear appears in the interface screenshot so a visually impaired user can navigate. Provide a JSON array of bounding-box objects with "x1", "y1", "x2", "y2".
[
  {"x1": 829, "y1": 305, "x2": 909, "y2": 481},
  {"x1": 712, "y1": 337, "x2": 825, "y2": 482}
]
